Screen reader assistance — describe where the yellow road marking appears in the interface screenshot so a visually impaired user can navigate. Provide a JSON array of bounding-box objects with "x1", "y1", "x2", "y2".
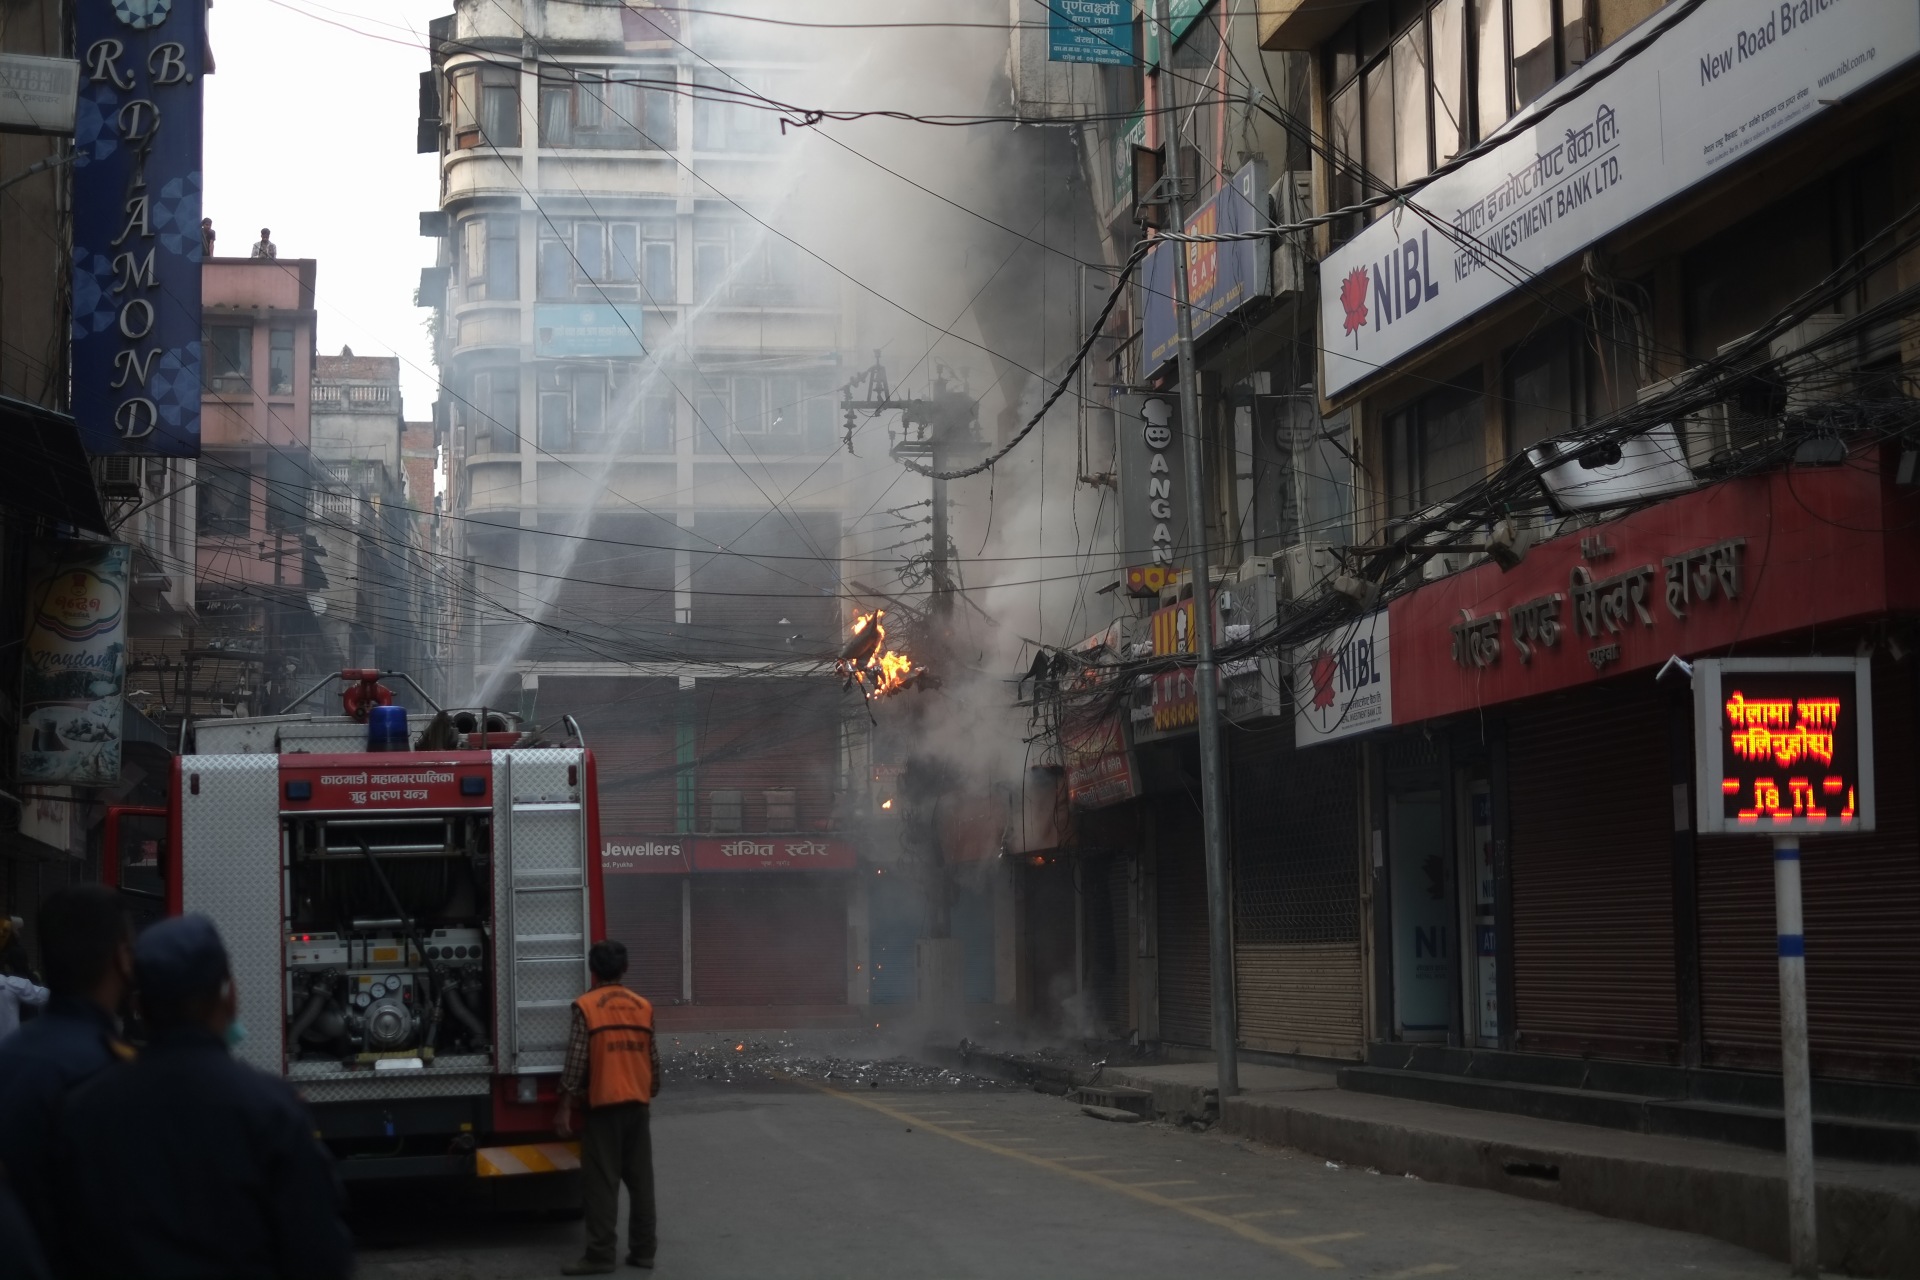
[
  {"x1": 1171, "y1": 1193, "x2": 1253, "y2": 1204},
  {"x1": 1232, "y1": 1208, "x2": 1300, "y2": 1220},
  {"x1": 810, "y1": 1084, "x2": 1345, "y2": 1268},
  {"x1": 1124, "y1": 1179, "x2": 1199, "y2": 1189},
  {"x1": 1081, "y1": 1168, "x2": 1149, "y2": 1175},
  {"x1": 1046, "y1": 1155, "x2": 1109, "y2": 1163},
  {"x1": 1379, "y1": 1266, "x2": 1458, "y2": 1279},
  {"x1": 1277, "y1": 1233, "x2": 1363, "y2": 1246}
]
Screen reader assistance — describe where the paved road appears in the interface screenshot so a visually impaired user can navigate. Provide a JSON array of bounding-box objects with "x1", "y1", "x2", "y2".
[{"x1": 352, "y1": 1074, "x2": 1790, "y2": 1279}]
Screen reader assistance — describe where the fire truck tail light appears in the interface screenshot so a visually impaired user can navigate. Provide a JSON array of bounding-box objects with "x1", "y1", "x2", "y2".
[
  {"x1": 515, "y1": 1076, "x2": 539, "y2": 1104},
  {"x1": 460, "y1": 776, "x2": 487, "y2": 796},
  {"x1": 285, "y1": 780, "x2": 313, "y2": 802},
  {"x1": 568, "y1": 765, "x2": 578, "y2": 787}
]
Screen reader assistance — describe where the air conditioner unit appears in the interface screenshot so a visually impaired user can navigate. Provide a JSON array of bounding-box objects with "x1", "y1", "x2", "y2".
[
  {"x1": 1275, "y1": 541, "x2": 1337, "y2": 600},
  {"x1": 1267, "y1": 170, "x2": 1314, "y2": 296},
  {"x1": 99, "y1": 455, "x2": 141, "y2": 500},
  {"x1": 1770, "y1": 313, "x2": 1853, "y2": 413},
  {"x1": 1637, "y1": 366, "x2": 1774, "y2": 474}
]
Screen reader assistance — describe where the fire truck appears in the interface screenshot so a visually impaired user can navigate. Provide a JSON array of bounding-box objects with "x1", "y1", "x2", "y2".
[{"x1": 105, "y1": 671, "x2": 605, "y2": 1199}]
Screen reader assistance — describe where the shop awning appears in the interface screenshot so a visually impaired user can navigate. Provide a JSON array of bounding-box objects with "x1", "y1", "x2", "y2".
[{"x1": 3, "y1": 395, "x2": 109, "y2": 533}]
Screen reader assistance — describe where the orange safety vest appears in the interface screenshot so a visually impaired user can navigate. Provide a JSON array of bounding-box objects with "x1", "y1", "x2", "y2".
[{"x1": 574, "y1": 984, "x2": 655, "y2": 1107}]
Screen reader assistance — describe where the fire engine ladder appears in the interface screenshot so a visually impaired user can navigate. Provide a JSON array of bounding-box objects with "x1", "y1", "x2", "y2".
[{"x1": 501, "y1": 754, "x2": 592, "y2": 1073}]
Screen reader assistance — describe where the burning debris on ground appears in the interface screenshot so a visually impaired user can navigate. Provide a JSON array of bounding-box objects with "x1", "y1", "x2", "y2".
[{"x1": 658, "y1": 1032, "x2": 1014, "y2": 1091}]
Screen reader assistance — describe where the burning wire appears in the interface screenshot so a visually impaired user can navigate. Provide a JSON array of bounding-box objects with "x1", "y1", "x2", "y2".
[{"x1": 835, "y1": 610, "x2": 918, "y2": 699}]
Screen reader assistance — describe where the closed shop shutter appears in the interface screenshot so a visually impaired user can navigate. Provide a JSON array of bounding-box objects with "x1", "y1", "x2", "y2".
[
  {"x1": 1081, "y1": 855, "x2": 1131, "y2": 1035},
  {"x1": 953, "y1": 881, "x2": 997, "y2": 1005},
  {"x1": 603, "y1": 876, "x2": 682, "y2": 1005},
  {"x1": 1232, "y1": 726, "x2": 1364, "y2": 1059},
  {"x1": 542, "y1": 677, "x2": 679, "y2": 836},
  {"x1": 1509, "y1": 683, "x2": 1678, "y2": 1061},
  {"x1": 868, "y1": 869, "x2": 920, "y2": 1005},
  {"x1": 690, "y1": 877, "x2": 848, "y2": 1006},
  {"x1": 1023, "y1": 858, "x2": 1077, "y2": 1020},
  {"x1": 1156, "y1": 805, "x2": 1212, "y2": 1047},
  {"x1": 1699, "y1": 659, "x2": 1920, "y2": 1081}
]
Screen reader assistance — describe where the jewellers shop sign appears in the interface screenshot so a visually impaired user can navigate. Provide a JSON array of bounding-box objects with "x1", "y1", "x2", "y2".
[
  {"x1": 72, "y1": 0, "x2": 205, "y2": 456},
  {"x1": 1319, "y1": 0, "x2": 1920, "y2": 397},
  {"x1": 602, "y1": 837, "x2": 856, "y2": 873},
  {"x1": 1388, "y1": 466, "x2": 1914, "y2": 724}
]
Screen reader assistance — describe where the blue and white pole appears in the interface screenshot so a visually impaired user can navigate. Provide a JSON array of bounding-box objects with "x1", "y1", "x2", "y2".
[{"x1": 1773, "y1": 833, "x2": 1817, "y2": 1277}]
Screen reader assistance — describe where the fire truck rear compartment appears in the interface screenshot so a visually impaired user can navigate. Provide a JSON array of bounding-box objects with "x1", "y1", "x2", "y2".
[{"x1": 283, "y1": 811, "x2": 494, "y2": 1063}]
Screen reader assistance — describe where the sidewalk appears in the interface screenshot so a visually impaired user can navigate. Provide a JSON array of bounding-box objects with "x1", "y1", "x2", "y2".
[{"x1": 1100, "y1": 1061, "x2": 1920, "y2": 1279}]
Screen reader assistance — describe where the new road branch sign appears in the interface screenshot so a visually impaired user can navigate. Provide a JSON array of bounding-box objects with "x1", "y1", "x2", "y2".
[
  {"x1": 1318, "y1": 0, "x2": 1920, "y2": 397},
  {"x1": 1693, "y1": 657, "x2": 1874, "y2": 836}
]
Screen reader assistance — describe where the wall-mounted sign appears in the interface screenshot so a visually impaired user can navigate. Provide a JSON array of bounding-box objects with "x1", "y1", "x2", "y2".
[
  {"x1": 1048, "y1": 0, "x2": 1131, "y2": 66},
  {"x1": 1145, "y1": 0, "x2": 1212, "y2": 65},
  {"x1": 18, "y1": 542, "x2": 129, "y2": 784},
  {"x1": 0, "y1": 54, "x2": 80, "y2": 135},
  {"x1": 1291, "y1": 609, "x2": 1392, "y2": 746},
  {"x1": 1318, "y1": 0, "x2": 1920, "y2": 396},
  {"x1": 601, "y1": 836, "x2": 856, "y2": 873},
  {"x1": 1142, "y1": 160, "x2": 1270, "y2": 379},
  {"x1": 1114, "y1": 394, "x2": 1188, "y2": 597},
  {"x1": 1693, "y1": 658, "x2": 1874, "y2": 836},
  {"x1": 72, "y1": 0, "x2": 205, "y2": 456},
  {"x1": 1389, "y1": 467, "x2": 1914, "y2": 725},
  {"x1": 534, "y1": 303, "x2": 646, "y2": 357},
  {"x1": 1062, "y1": 712, "x2": 1138, "y2": 809}
]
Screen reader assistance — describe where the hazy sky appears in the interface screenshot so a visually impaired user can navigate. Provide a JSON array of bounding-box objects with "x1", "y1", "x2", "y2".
[{"x1": 204, "y1": 1, "x2": 446, "y2": 412}]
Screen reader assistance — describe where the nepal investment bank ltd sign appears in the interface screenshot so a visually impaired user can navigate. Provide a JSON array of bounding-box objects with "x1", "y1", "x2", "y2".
[
  {"x1": 72, "y1": 0, "x2": 205, "y2": 457},
  {"x1": 1318, "y1": 0, "x2": 1920, "y2": 397}
]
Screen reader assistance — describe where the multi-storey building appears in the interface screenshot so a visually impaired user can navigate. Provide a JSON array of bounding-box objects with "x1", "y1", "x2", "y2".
[{"x1": 418, "y1": 1, "x2": 878, "y2": 1023}]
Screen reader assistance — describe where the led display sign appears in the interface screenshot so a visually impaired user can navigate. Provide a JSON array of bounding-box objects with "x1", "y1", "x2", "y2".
[{"x1": 1693, "y1": 658, "x2": 1874, "y2": 835}]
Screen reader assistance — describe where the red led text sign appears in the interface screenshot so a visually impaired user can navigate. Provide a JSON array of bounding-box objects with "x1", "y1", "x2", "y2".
[{"x1": 1693, "y1": 658, "x2": 1875, "y2": 835}]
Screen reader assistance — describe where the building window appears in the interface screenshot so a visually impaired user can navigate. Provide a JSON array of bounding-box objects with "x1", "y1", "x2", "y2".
[
  {"x1": 1323, "y1": 0, "x2": 1589, "y2": 241},
  {"x1": 462, "y1": 214, "x2": 519, "y2": 302},
  {"x1": 471, "y1": 368, "x2": 519, "y2": 454},
  {"x1": 268, "y1": 328, "x2": 295, "y2": 396},
  {"x1": 535, "y1": 218, "x2": 671, "y2": 302},
  {"x1": 693, "y1": 236, "x2": 728, "y2": 304},
  {"x1": 692, "y1": 220, "x2": 809, "y2": 306},
  {"x1": 643, "y1": 222, "x2": 675, "y2": 301},
  {"x1": 693, "y1": 71, "x2": 773, "y2": 152},
  {"x1": 451, "y1": 65, "x2": 520, "y2": 150},
  {"x1": 198, "y1": 461, "x2": 250, "y2": 537},
  {"x1": 638, "y1": 390, "x2": 676, "y2": 453},
  {"x1": 1383, "y1": 374, "x2": 1483, "y2": 518},
  {"x1": 205, "y1": 323, "x2": 251, "y2": 394},
  {"x1": 537, "y1": 67, "x2": 675, "y2": 150}
]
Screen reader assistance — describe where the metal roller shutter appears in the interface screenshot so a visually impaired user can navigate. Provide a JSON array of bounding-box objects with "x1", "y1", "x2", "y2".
[
  {"x1": 1232, "y1": 726, "x2": 1364, "y2": 1059},
  {"x1": 1699, "y1": 659, "x2": 1920, "y2": 1081},
  {"x1": 1156, "y1": 805, "x2": 1212, "y2": 1047},
  {"x1": 867, "y1": 869, "x2": 920, "y2": 1005},
  {"x1": 1023, "y1": 859, "x2": 1077, "y2": 1021},
  {"x1": 1509, "y1": 682, "x2": 1679, "y2": 1062},
  {"x1": 1080, "y1": 855, "x2": 1131, "y2": 1035},
  {"x1": 953, "y1": 882, "x2": 997, "y2": 1005},
  {"x1": 690, "y1": 877, "x2": 848, "y2": 1006},
  {"x1": 603, "y1": 876, "x2": 682, "y2": 1005}
]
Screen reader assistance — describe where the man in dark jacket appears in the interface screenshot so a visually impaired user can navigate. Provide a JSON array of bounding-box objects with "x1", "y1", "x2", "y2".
[
  {"x1": 0, "y1": 886, "x2": 133, "y2": 1255},
  {"x1": 53, "y1": 914, "x2": 353, "y2": 1280}
]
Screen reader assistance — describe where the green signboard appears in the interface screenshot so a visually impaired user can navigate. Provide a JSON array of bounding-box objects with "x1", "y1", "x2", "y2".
[
  {"x1": 1146, "y1": 0, "x2": 1211, "y2": 65},
  {"x1": 1112, "y1": 107, "x2": 1146, "y2": 212}
]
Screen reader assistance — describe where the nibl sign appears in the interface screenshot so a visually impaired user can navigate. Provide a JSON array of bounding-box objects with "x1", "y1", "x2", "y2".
[{"x1": 72, "y1": 0, "x2": 205, "y2": 457}]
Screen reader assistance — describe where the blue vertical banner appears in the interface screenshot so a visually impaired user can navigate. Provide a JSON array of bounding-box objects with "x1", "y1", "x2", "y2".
[
  {"x1": 1048, "y1": 1, "x2": 1132, "y2": 66},
  {"x1": 72, "y1": 0, "x2": 205, "y2": 457}
]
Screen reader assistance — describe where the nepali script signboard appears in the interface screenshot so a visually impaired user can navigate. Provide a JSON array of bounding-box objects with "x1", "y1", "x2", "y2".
[
  {"x1": 1048, "y1": 1, "x2": 1131, "y2": 66},
  {"x1": 72, "y1": 0, "x2": 206, "y2": 455},
  {"x1": 1693, "y1": 657, "x2": 1874, "y2": 836},
  {"x1": 1318, "y1": 0, "x2": 1920, "y2": 397}
]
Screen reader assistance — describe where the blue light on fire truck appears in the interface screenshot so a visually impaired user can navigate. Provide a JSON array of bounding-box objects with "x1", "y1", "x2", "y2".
[
  {"x1": 460, "y1": 776, "x2": 487, "y2": 796},
  {"x1": 285, "y1": 780, "x2": 312, "y2": 801}
]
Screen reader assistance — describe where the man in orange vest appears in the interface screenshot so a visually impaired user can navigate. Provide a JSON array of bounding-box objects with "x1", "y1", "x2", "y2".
[{"x1": 556, "y1": 940, "x2": 660, "y2": 1274}]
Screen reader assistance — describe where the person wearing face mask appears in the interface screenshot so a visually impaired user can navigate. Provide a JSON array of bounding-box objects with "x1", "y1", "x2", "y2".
[
  {"x1": 0, "y1": 887, "x2": 134, "y2": 1258},
  {"x1": 52, "y1": 914, "x2": 353, "y2": 1280}
]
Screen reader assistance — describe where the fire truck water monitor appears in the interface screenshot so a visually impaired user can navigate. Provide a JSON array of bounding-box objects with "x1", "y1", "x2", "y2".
[{"x1": 1693, "y1": 656, "x2": 1876, "y2": 836}]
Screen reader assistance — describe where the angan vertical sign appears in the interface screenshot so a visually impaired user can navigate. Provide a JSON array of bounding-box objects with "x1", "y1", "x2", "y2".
[
  {"x1": 72, "y1": 0, "x2": 205, "y2": 456},
  {"x1": 18, "y1": 542, "x2": 130, "y2": 785}
]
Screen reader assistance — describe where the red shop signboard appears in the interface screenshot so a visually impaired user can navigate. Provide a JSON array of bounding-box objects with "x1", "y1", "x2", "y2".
[
  {"x1": 1388, "y1": 465, "x2": 1920, "y2": 723},
  {"x1": 601, "y1": 836, "x2": 856, "y2": 873}
]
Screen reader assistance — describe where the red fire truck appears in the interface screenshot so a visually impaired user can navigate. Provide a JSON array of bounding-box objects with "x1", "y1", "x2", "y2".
[{"x1": 105, "y1": 672, "x2": 605, "y2": 1199}]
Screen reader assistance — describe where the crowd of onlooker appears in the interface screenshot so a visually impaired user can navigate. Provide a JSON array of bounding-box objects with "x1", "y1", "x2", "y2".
[{"x1": 0, "y1": 886, "x2": 354, "y2": 1278}]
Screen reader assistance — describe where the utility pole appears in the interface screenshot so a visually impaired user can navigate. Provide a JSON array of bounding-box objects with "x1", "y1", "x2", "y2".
[{"x1": 1156, "y1": 0, "x2": 1239, "y2": 1098}]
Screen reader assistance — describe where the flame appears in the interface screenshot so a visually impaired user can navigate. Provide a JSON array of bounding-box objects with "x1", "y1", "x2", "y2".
[
  {"x1": 734, "y1": 1043, "x2": 745, "y2": 1052},
  {"x1": 838, "y1": 609, "x2": 917, "y2": 697}
]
